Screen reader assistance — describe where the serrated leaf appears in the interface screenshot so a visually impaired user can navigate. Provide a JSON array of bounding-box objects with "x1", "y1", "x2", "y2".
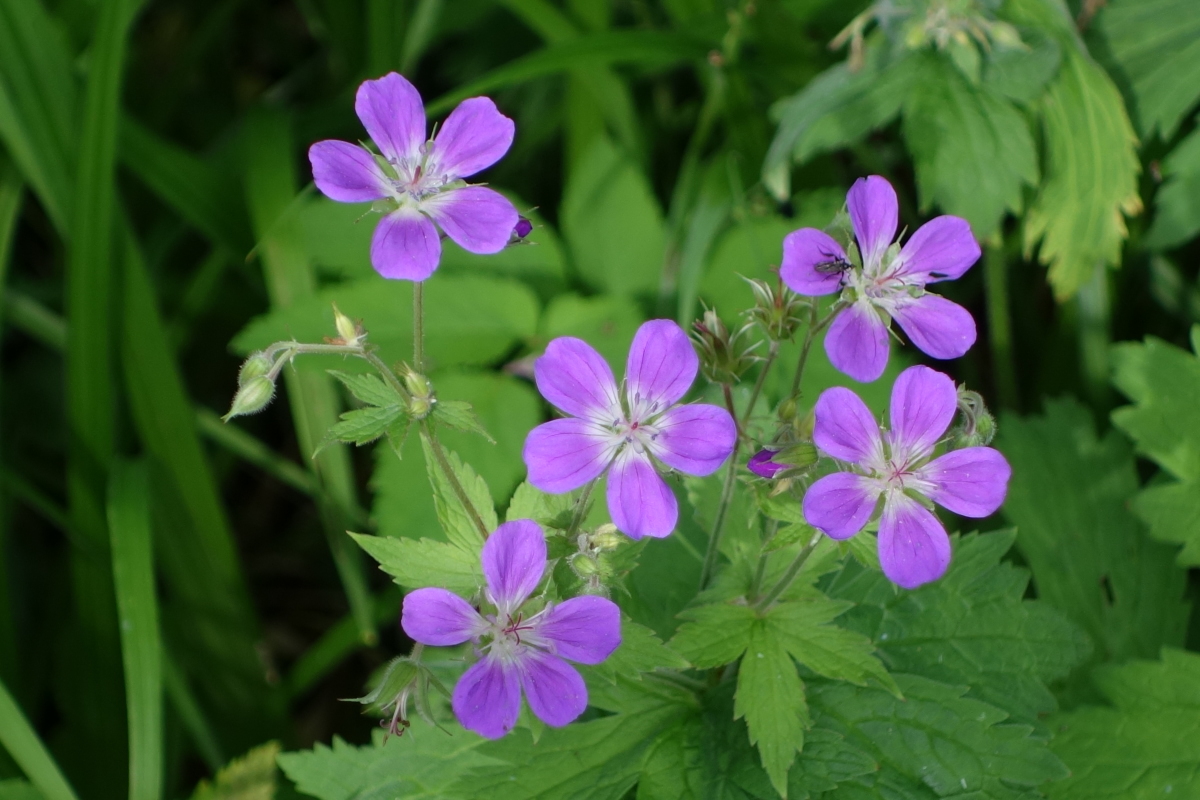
[
  {"x1": 982, "y1": 31, "x2": 1062, "y2": 104},
  {"x1": 328, "y1": 370, "x2": 402, "y2": 408},
  {"x1": 767, "y1": 600, "x2": 899, "y2": 697},
  {"x1": 190, "y1": 742, "x2": 279, "y2": 800},
  {"x1": 997, "y1": 399, "x2": 1188, "y2": 681},
  {"x1": 431, "y1": 399, "x2": 494, "y2": 443},
  {"x1": 505, "y1": 481, "x2": 577, "y2": 528},
  {"x1": 902, "y1": 55, "x2": 1038, "y2": 238},
  {"x1": 1023, "y1": 49, "x2": 1141, "y2": 300},
  {"x1": 812, "y1": 674, "x2": 1068, "y2": 798},
  {"x1": 1047, "y1": 649, "x2": 1200, "y2": 799},
  {"x1": 1144, "y1": 125, "x2": 1200, "y2": 250},
  {"x1": 453, "y1": 705, "x2": 684, "y2": 800},
  {"x1": 277, "y1": 727, "x2": 501, "y2": 800},
  {"x1": 351, "y1": 533, "x2": 483, "y2": 595},
  {"x1": 585, "y1": 617, "x2": 689, "y2": 685},
  {"x1": 753, "y1": 485, "x2": 804, "y2": 525},
  {"x1": 735, "y1": 621, "x2": 807, "y2": 797},
  {"x1": 669, "y1": 604, "x2": 757, "y2": 668},
  {"x1": 420, "y1": 433, "x2": 497, "y2": 548},
  {"x1": 1092, "y1": 0, "x2": 1200, "y2": 139},
  {"x1": 322, "y1": 406, "x2": 404, "y2": 449},
  {"x1": 762, "y1": 41, "x2": 917, "y2": 199},
  {"x1": 1111, "y1": 330, "x2": 1200, "y2": 564}
]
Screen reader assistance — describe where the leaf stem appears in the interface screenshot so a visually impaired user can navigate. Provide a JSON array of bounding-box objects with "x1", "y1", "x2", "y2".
[
  {"x1": 698, "y1": 443, "x2": 739, "y2": 590},
  {"x1": 740, "y1": 339, "x2": 780, "y2": 433},
  {"x1": 413, "y1": 282, "x2": 425, "y2": 372},
  {"x1": 565, "y1": 479, "x2": 598, "y2": 540},
  {"x1": 755, "y1": 530, "x2": 823, "y2": 611},
  {"x1": 421, "y1": 421, "x2": 491, "y2": 541}
]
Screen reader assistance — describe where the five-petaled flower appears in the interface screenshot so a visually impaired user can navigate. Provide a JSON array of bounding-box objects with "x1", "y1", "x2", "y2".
[
  {"x1": 801, "y1": 365, "x2": 1011, "y2": 589},
  {"x1": 780, "y1": 175, "x2": 981, "y2": 383},
  {"x1": 401, "y1": 519, "x2": 621, "y2": 739},
  {"x1": 523, "y1": 320, "x2": 737, "y2": 539},
  {"x1": 308, "y1": 72, "x2": 519, "y2": 282}
]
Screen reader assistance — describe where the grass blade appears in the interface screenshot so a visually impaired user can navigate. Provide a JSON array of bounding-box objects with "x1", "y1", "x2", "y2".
[
  {"x1": 0, "y1": 678, "x2": 80, "y2": 800},
  {"x1": 242, "y1": 108, "x2": 375, "y2": 644},
  {"x1": 162, "y1": 652, "x2": 224, "y2": 773},
  {"x1": 0, "y1": 154, "x2": 24, "y2": 690},
  {"x1": 106, "y1": 461, "x2": 163, "y2": 800}
]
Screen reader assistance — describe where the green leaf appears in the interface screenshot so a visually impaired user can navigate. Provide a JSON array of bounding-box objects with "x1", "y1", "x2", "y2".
[
  {"x1": 1047, "y1": 649, "x2": 1200, "y2": 799},
  {"x1": 811, "y1": 674, "x2": 1068, "y2": 797},
  {"x1": 997, "y1": 399, "x2": 1189, "y2": 678},
  {"x1": 735, "y1": 620, "x2": 808, "y2": 797},
  {"x1": 1111, "y1": 330, "x2": 1200, "y2": 564},
  {"x1": 1144, "y1": 124, "x2": 1200, "y2": 249},
  {"x1": 1022, "y1": 49, "x2": 1142, "y2": 300},
  {"x1": 0, "y1": 677, "x2": 79, "y2": 800},
  {"x1": 106, "y1": 462, "x2": 163, "y2": 800},
  {"x1": 324, "y1": 406, "x2": 405, "y2": 448},
  {"x1": 453, "y1": 705, "x2": 685, "y2": 800},
  {"x1": 767, "y1": 600, "x2": 899, "y2": 697},
  {"x1": 981, "y1": 30, "x2": 1062, "y2": 105},
  {"x1": 190, "y1": 742, "x2": 279, "y2": 800},
  {"x1": 1092, "y1": 0, "x2": 1200, "y2": 139},
  {"x1": 328, "y1": 370, "x2": 403, "y2": 409},
  {"x1": 420, "y1": 433, "x2": 496, "y2": 548},
  {"x1": 560, "y1": 135, "x2": 665, "y2": 295},
  {"x1": 233, "y1": 273, "x2": 539, "y2": 371},
  {"x1": 902, "y1": 56, "x2": 1038, "y2": 238},
  {"x1": 669, "y1": 604, "x2": 757, "y2": 668},
  {"x1": 278, "y1": 728, "x2": 499, "y2": 800},
  {"x1": 432, "y1": 399, "x2": 494, "y2": 443},
  {"x1": 0, "y1": 780, "x2": 42, "y2": 800},
  {"x1": 351, "y1": 533, "x2": 483, "y2": 595},
  {"x1": 762, "y1": 43, "x2": 917, "y2": 199},
  {"x1": 585, "y1": 617, "x2": 689, "y2": 685},
  {"x1": 374, "y1": 373, "x2": 538, "y2": 543},
  {"x1": 505, "y1": 481, "x2": 576, "y2": 528}
]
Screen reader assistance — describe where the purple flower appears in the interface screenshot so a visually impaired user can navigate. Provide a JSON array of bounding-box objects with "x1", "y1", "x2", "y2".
[
  {"x1": 308, "y1": 72, "x2": 519, "y2": 282},
  {"x1": 780, "y1": 175, "x2": 981, "y2": 383},
  {"x1": 523, "y1": 320, "x2": 737, "y2": 539},
  {"x1": 748, "y1": 449, "x2": 788, "y2": 479},
  {"x1": 801, "y1": 366, "x2": 1011, "y2": 589},
  {"x1": 401, "y1": 519, "x2": 621, "y2": 739}
]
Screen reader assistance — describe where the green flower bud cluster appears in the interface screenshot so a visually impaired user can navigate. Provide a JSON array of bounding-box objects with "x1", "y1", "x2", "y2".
[
  {"x1": 745, "y1": 278, "x2": 809, "y2": 343},
  {"x1": 401, "y1": 365, "x2": 436, "y2": 419},
  {"x1": 568, "y1": 524, "x2": 625, "y2": 595},
  {"x1": 691, "y1": 308, "x2": 759, "y2": 385},
  {"x1": 224, "y1": 351, "x2": 279, "y2": 421}
]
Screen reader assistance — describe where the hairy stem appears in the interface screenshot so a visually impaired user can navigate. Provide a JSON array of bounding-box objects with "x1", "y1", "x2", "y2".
[
  {"x1": 787, "y1": 303, "x2": 838, "y2": 400},
  {"x1": 755, "y1": 531, "x2": 823, "y2": 610},
  {"x1": 564, "y1": 479, "x2": 598, "y2": 540},
  {"x1": 698, "y1": 443, "x2": 740, "y2": 590},
  {"x1": 740, "y1": 339, "x2": 780, "y2": 432},
  {"x1": 413, "y1": 282, "x2": 425, "y2": 372},
  {"x1": 422, "y1": 421, "x2": 491, "y2": 541}
]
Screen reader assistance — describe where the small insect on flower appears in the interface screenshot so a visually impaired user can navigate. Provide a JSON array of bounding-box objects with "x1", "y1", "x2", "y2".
[
  {"x1": 401, "y1": 520, "x2": 621, "y2": 739},
  {"x1": 812, "y1": 249, "x2": 852, "y2": 279}
]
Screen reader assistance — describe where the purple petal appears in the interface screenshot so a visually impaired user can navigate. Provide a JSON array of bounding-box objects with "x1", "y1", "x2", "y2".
[
  {"x1": 518, "y1": 650, "x2": 588, "y2": 728},
  {"x1": 802, "y1": 472, "x2": 880, "y2": 540},
  {"x1": 824, "y1": 301, "x2": 890, "y2": 383},
  {"x1": 887, "y1": 365, "x2": 957, "y2": 464},
  {"x1": 482, "y1": 520, "x2": 546, "y2": 611},
  {"x1": 400, "y1": 588, "x2": 483, "y2": 646},
  {"x1": 877, "y1": 494, "x2": 951, "y2": 590},
  {"x1": 429, "y1": 97, "x2": 515, "y2": 180},
  {"x1": 812, "y1": 386, "x2": 882, "y2": 465},
  {"x1": 893, "y1": 216, "x2": 981, "y2": 284},
  {"x1": 308, "y1": 141, "x2": 388, "y2": 203},
  {"x1": 523, "y1": 418, "x2": 617, "y2": 494},
  {"x1": 626, "y1": 320, "x2": 699, "y2": 412},
  {"x1": 424, "y1": 186, "x2": 519, "y2": 255},
  {"x1": 534, "y1": 337, "x2": 621, "y2": 422},
  {"x1": 355, "y1": 72, "x2": 426, "y2": 164},
  {"x1": 535, "y1": 596, "x2": 622, "y2": 665},
  {"x1": 606, "y1": 449, "x2": 677, "y2": 539},
  {"x1": 780, "y1": 228, "x2": 849, "y2": 296},
  {"x1": 890, "y1": 294, "x2": 977, "y2": 361},
  {"x1": 370, "y1": 210, "x2": 441, "y2": 281},
  {"x1": 847, "y1": 175, "x2": 898, "y2": 270},
  {"x1": 452, "y1": 656, "x2": 521, "y2": 739},
  {"x1": 918, "y1": 447, "x2": 1011, "y2": 518},
  {"x1": 649, "y1": 403, "x2": 736, "y2": 477},
  {"x1": 748, "y1": 449, "x2": 787, "y2": 479}
]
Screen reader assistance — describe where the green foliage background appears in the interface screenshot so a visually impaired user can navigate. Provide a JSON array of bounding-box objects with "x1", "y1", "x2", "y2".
[{"x1": 0, "y1": 0, "x2": 1199, "y2": 798}]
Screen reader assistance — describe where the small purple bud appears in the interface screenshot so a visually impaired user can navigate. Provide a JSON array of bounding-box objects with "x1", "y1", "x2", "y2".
[
  {"x1": 748, "y1": 449, "x2": 788, "y2": 479},
  {"x1": 514, "y1": 216, "x2": 533, "y2": 239}
]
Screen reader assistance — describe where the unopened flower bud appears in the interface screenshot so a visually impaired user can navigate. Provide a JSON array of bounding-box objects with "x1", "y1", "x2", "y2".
[
  {"x1": 570, "y1": 553, "x2": 601, "y2": 578},
  {"x1": 748, "y1": 442, "x2": 817, "y2": 479},
  {"x1": 223, "y1": 376, "x2": 275, "y2": 421},
  {"x1": 238, "y1": 352, "x2": 272, "y2": 385},
  {"x1": 513, "y1": 217, "x2": 533, "y2": 240},
  {"x1": 775, "y1": 442, "x2": 818, "y2": 469},
  {"x1": 748, "y1": 449, "x2": 788, "y2": 479},
  {"x1": 691, "y1": 308, "x2": 758, "y2": 384},
  {"x1": 589, "y1": 524, "x2": 623, "y2": 551},
  {"x1": 332, "y1": 304, "x2": 365, "y2": 347},
  {"x1": 951, "y1": 387, "x2": 997, "y2": 447},
  {"x1": 777, "y1": 398, "x2": 798, "y2": 424},
  {"x1": 401, "y1": 365, "x2": 435, "y2": 419},
  {"x1": 745, "y1": 277, "x2": 808, "y2": 342}
]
